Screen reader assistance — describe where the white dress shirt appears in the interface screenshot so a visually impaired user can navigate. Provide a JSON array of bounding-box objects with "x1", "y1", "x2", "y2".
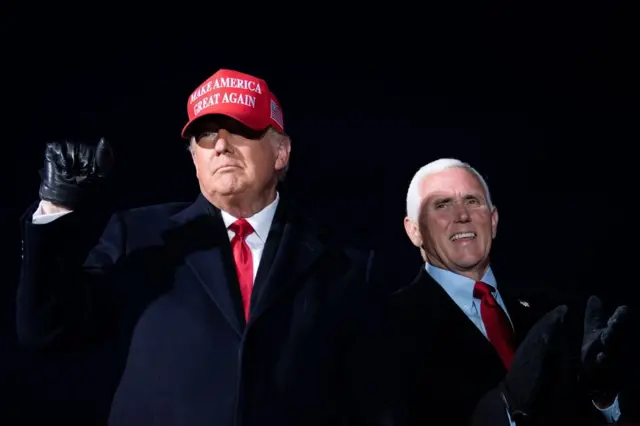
[{"x1": 220, "y1": 193, "x2": 279, "y2": 281}]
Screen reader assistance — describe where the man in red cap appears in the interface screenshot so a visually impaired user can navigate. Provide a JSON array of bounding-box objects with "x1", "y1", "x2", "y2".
[{"x1": 16, "y1": 69, "x2": 378, "y2": 426}]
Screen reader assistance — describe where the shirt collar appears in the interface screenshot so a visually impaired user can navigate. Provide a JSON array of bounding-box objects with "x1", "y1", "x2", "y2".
[
  {"x1": 220, "y1": 192, "x2": 280, "y2": 242},
  {"x1": 425, "y1": 263, "x2": 498, "y2": 314}
]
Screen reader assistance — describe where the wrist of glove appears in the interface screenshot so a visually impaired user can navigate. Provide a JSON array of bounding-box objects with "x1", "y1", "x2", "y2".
[
  {"x1": 499, "y1": 305, "x2": 570, "y2": 422},
  {"x1": 38, "y1": 138, "x2": 114, "y2": 210},
  {"x1": 581, "y1": 296, "x2": 631, "y2": 400},
  {"x1": 39, "y1": 170, "x2": 91, "y2": 209}
]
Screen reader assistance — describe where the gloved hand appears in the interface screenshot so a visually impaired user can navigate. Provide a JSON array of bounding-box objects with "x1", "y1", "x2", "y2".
[
  {"x1": 498, "y1": 305, "x2": 570, "y2": 424},
  {"x1": 38, "y1": 138, "x2": 114, "y2": 209},
  {"x1": 581, "y1": 295, "x2": 632, "y2": 405}
]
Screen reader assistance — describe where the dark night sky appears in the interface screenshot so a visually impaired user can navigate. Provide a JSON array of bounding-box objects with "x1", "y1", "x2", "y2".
[{"x1": 2, "y1": 2, "x2": 639, "y2": 424}]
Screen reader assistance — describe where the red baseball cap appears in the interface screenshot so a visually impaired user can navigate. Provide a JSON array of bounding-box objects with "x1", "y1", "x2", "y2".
[{"x1": 181, "y1": 69, "x2": 285, "y2": 138}]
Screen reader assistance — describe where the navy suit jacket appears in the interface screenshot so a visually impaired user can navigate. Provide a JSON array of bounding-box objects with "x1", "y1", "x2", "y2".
[
  {"x1": 352, "y1": 267, "x2": 599, "y2": 426},
  {"x1": 17, "y1": 194, "x2": 378, "y2": 426}
]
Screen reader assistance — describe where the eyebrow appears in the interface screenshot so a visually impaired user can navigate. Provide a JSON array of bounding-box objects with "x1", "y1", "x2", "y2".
[
  {"x1": 427, "y1": 193, "x2": 485, "y2": 204},
  {"x1": 429, "y1": 196, "x2": 453, "y2": 205}
]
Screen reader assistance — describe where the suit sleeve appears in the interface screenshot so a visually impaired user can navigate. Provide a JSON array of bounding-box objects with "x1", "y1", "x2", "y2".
[{"x1": 17, "y1": 201, "x2": 125, "y2": 349}]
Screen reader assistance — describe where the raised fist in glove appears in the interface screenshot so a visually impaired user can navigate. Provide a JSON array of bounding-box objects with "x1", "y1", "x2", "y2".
[
  {"x1": 39, "y1": 138, "x2": 114, "y2": 210},
  {"x1": 498, "y1": 305, "x2": 572, "y2": 424},
  {"x1": 581, "y1": 295, "x2": 632, "y2": 406}
]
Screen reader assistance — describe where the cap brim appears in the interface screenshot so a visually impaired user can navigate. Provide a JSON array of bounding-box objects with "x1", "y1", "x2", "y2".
[{"x1": 181, "y1": 111, "x2": 269, "y2": 139}]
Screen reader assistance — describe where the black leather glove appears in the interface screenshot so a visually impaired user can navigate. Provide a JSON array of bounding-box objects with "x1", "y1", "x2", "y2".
[
  {"x1": 38, "y1": 138, "x2": 114, "y2": 209},
  {"x1": 498, "y1": 305, "x2": 570, "y2": 425},
  {"x1": 581, "y1": 295, "x2": 631, "y2": 403}
]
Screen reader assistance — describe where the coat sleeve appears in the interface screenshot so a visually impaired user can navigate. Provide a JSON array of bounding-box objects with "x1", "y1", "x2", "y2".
[{"x1": 17, "y1": 201, "x2": 126, "y2": 349}]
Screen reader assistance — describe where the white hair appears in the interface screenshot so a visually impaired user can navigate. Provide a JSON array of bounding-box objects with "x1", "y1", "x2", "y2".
[{"x1": 405, "y1": 158, "x2": 494, "y2": 221}]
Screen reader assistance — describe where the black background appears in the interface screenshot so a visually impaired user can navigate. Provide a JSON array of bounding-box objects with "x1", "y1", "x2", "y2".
[{"x1": 3, "y1": 3, "x2": 638, "y2": 424}]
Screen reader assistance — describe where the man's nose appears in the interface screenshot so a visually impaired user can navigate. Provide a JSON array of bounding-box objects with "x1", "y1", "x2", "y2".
[
  {"x1": 453, "y1": 202, "x2": 471, "y2": 222},
  {"x1": 213, "y1": 129, "x2": 231, "y2": 155}
]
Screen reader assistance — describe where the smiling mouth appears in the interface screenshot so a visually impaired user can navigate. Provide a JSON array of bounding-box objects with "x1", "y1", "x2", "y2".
[{"x1": 450, "y1": 232, "x2": 476, "y2": 241}]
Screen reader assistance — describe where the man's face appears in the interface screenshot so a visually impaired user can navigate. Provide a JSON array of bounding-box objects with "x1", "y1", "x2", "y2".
[
  {"x1": 190, "y1": 116, "x2": 290, "y2": 199},
  {"x1": 405, "y1": 167, "x2": 498, "y2": 277}
]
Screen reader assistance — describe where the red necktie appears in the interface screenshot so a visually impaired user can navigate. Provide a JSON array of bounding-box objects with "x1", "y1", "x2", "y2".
[
  {"x1": 473, "y1": 281, "x2": 516, "y2": 369},
  {"x1": 229, "y1": 219, "x2": 254, "y2": 322}
]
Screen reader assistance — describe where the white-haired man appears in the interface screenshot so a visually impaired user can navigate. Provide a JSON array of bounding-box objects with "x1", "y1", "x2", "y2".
[{"x1": 361, "y1": 158, "x2": 634, "y2": 426}]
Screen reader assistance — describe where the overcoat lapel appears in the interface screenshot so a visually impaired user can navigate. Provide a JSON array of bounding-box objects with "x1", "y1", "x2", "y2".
[
  {"x1": 248, "y1": 200, "x2": 325, "y2": 326},
  {"x1": 163, "y1": 195, "x2": 245, "y2": 336},
  {"x1": 162, "y1": 195, "x2": 328, "y2": 334}
]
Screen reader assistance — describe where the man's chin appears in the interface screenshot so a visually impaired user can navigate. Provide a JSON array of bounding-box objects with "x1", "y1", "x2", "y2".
[
  {"x1": 212, "y1": 190, "x2": 244, "y2": 199},
  {"x1": 452, "y1": 257, "x2": 489, "y2": 274},
  {"x1": 201, "y1": 184, "x2": 240, "y2": 200},
  {"x1": 207, "y1": 179, "x2": 246, "y2": 196}
]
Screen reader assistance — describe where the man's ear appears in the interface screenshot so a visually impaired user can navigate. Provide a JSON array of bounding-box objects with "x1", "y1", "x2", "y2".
[
  {"x1": 491, "y1": 206, "x2": 499, "y2": 239},
  {"x1": 404, "y1": 216, "x2": 423, "y2": 248},
  {"x1": 274, "y1": 135, "x2": 291, "y2": 172}
]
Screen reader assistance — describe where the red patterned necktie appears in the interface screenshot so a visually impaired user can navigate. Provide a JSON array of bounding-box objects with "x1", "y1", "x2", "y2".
[
  {"x1": 229, "y1": 219, "x2": 254, "y2": 322},
  {"x1": 473, "y1": 281, "x2": 516, "y2": 369}
]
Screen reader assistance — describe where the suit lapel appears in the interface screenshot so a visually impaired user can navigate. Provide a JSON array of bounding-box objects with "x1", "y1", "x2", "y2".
[
  {"x1": 500, "y1": 288, "x2": 538, "y2": 346},
  {"x1": 418, "y1": 269, "x2": 506, "y2": 374},
  {"x1": 248, "y1": 200, "x2": 325, "y2": 326},
  {"x1": 163, "y1": 195, "x2": 245, "y2": 336}
]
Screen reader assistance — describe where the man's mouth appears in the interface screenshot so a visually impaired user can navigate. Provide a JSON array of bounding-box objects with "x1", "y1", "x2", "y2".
[
  {"x1": 450, "y1": 232, "x2": 476, "y2": 242},
  {"x1": 217, "y1": 165, "x2": 239, "y2": 171}
]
